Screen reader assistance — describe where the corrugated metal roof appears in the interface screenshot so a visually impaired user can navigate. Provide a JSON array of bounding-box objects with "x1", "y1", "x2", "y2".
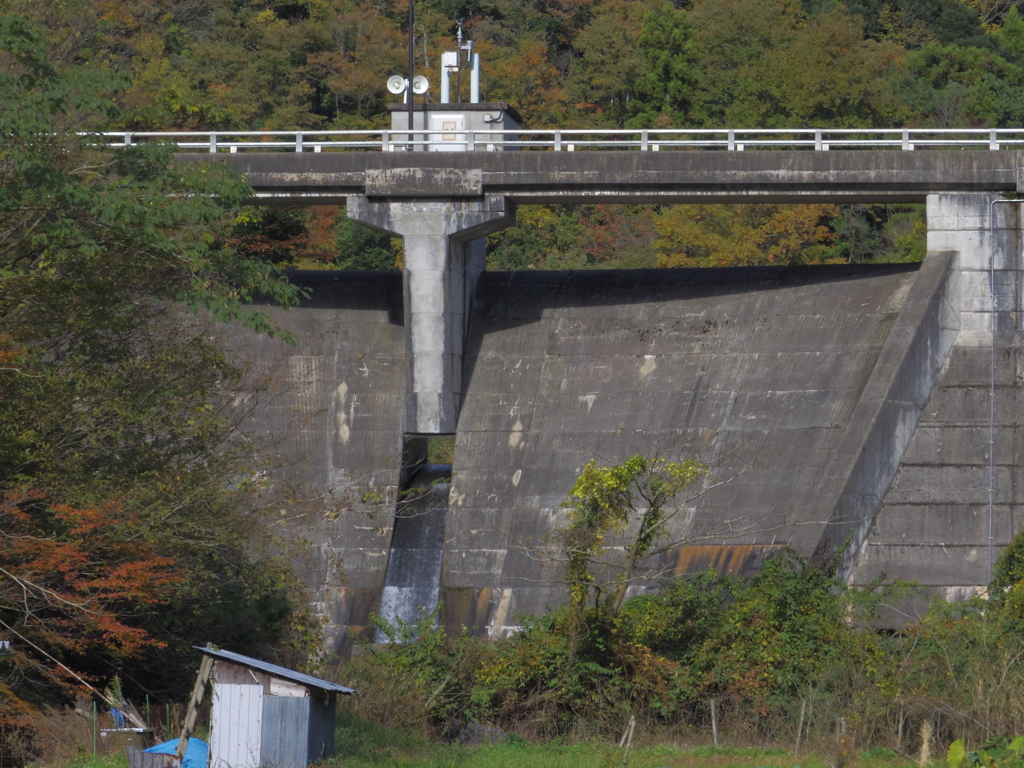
[{"x1": 194, "y1": 647, "x2": 356, "y2": 695}]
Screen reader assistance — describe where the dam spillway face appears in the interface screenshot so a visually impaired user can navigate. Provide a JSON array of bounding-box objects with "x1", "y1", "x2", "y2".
[
  {"x1": 236, "y1": 249, "x2": 1014, "y2": 657},
  {"x1": 375, "y1": 463, "x2": 452, "y2": 641}
]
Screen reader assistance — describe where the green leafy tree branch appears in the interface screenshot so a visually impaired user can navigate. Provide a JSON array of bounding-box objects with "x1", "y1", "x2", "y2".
[{"x1": 558, "y1": 455, "x2": 707, "y2": 619}]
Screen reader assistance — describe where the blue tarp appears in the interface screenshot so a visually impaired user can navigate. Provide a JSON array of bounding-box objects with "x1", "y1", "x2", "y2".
[{"x1": 144, "y1": 738, "x2": 208, "y2": 768}]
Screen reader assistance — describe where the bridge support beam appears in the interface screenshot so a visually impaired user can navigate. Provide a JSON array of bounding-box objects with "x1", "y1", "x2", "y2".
[{"x1": 347, "y1": 195, "x2": 515, "y2": 434}]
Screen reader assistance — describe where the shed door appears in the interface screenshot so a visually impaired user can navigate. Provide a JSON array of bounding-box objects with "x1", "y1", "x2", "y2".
[
  {"x1": 429, "y1": 114, "x2": 465, "y2": 151},
  {"x1": 210, "y1": 684, "x2": 263, "y2": 768},
  {"x1": 261, "y1": 695, "x2": 309, "y2": 768}
]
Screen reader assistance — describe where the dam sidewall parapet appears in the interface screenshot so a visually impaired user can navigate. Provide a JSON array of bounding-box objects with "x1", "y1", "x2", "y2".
[{"x1": 848, "y1": 193, "x2": 1024, "y2": 616}]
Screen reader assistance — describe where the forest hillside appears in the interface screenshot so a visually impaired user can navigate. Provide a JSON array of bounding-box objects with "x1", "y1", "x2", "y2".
[{"x1": 10, "y1": 0, "x2": 1023, "y2": 269}]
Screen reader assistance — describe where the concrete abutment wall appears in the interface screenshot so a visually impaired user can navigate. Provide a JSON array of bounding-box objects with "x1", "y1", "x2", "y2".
[
  {"x1": 237, "y1": 191, "x2": 1024, "y2": 655},
  {"x1": 848, "y1": 193, "x2": 1024, "y2": 611}
]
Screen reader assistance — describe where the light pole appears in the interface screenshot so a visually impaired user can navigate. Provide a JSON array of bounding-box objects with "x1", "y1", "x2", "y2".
[{"x1": 408, "y1": 0, "x2": 414, "y2": 150}]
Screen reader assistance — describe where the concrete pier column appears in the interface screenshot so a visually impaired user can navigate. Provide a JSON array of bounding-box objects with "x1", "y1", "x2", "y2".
[
  {"x1": 347, "y1": 195, "x2": 514, "y2": 434},
  {"x1": 927, "y1": 193, "x2": 1021, "y2": 346}
]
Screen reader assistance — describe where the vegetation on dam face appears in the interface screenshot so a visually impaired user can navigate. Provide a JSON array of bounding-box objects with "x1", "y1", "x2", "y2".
[
  {"x1": 23, "y1": 450, "x2": 1024, "y2": 764},
  {"x1": 33, "y1": 540, "x2": 1024, "y2": 766},
  {"x1": 330, "y1": 456, "x2": 1024, "y2": 758}
]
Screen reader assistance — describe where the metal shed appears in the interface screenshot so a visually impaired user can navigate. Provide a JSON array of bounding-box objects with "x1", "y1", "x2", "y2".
[{"x1": 195, "y1": 647, "x2": 355, "y2": 768}]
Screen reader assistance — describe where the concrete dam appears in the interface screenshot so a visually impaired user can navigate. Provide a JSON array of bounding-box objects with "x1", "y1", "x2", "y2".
[{"x1": 189, "y1": 143, "x2": 1024, "y2": 655}]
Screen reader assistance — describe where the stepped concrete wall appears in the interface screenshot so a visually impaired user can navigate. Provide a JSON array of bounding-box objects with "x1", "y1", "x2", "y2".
[
  {"x1": 236, "y1": 272, "x2": 407, "y2": 653},
  {"x1": 848, "y1": 195, "x2": 1024, "y2": 616}
]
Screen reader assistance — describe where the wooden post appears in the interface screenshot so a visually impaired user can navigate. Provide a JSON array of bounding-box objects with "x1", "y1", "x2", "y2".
[
  {"x1": 620, "y1": 715, "x2": 636, "y2": 767},
  {"x1": 806, "y1": 692, "x2": 815, "y2": 751},
  {"x1": 175, "y1": 645, "x2": 214, "y2": 766},
  {"x1": 796, "y1": 698, "x2": 807, "y2": 758},
  {"x1": 711, "y1": 698, "x2": 719, "y2": 747}
]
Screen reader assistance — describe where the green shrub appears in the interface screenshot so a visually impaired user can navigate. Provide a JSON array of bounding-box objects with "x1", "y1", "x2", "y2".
[
  {"x1": 948, "y1": 736, "x2": 1024, "y2": 768},
  {"x1": 688, "y1": 552, "x2": 857, "y2": 715}
]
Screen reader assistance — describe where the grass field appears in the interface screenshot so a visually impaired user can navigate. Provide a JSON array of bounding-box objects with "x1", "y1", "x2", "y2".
[
  {"x1": 325, "y1": 711, "x2": 918, "y2": 768},
  {"x1": 58, "y1": 744, "x2": 917, "y2": 768},
  {"x1": 51, "y1": 712, "x2": 920, "y2": 768}
]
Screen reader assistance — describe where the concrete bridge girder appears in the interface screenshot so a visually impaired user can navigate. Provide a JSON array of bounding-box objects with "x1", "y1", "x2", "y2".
[
  {"x1": 347, "y1": 194, "x2": 515, "y2": 434},
  {"x1": 180, "y1": 150, "x2": 1024, "y2": 206}
]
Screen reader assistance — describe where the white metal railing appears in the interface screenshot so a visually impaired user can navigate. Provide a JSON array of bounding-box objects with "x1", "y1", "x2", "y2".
[{"x1": 93, "y1": 128, "x2": 1024, "y2": 153}]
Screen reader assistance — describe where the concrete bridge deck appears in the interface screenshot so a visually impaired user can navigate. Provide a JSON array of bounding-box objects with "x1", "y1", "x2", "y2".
[{"x1": 180, "y1": 150, "x2": 1023, "y2": 204}]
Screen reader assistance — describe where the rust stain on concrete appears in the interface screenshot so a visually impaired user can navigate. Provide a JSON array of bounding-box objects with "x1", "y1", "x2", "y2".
[{"x1": 671, "y1": 544, "x2": 787, "y2": 577}]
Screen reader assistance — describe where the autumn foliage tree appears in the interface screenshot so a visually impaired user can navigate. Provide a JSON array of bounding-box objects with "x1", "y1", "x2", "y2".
[
  {"x1": 0, "y1": 14, "x2": 311, "y2": 720},
  {"x1": 0, "y1": 491, "x2": 178, "y2": 704},
  {"x1": 655, "y1": 204, "x2": 840, "y2": 268}
]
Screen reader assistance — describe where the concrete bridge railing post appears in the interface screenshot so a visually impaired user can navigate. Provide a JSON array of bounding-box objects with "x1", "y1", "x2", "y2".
[{"x1": 347, "y1": 195, "x2": 515, "y2": 434}]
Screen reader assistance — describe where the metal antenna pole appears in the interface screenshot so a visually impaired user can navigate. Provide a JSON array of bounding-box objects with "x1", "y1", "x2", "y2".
[
  {"x1": 456, "y1": 20, "x2": 463, "y2": 104},
  {"x1": 408, "y1": 0, "x2": 414, "y2": 150}
]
